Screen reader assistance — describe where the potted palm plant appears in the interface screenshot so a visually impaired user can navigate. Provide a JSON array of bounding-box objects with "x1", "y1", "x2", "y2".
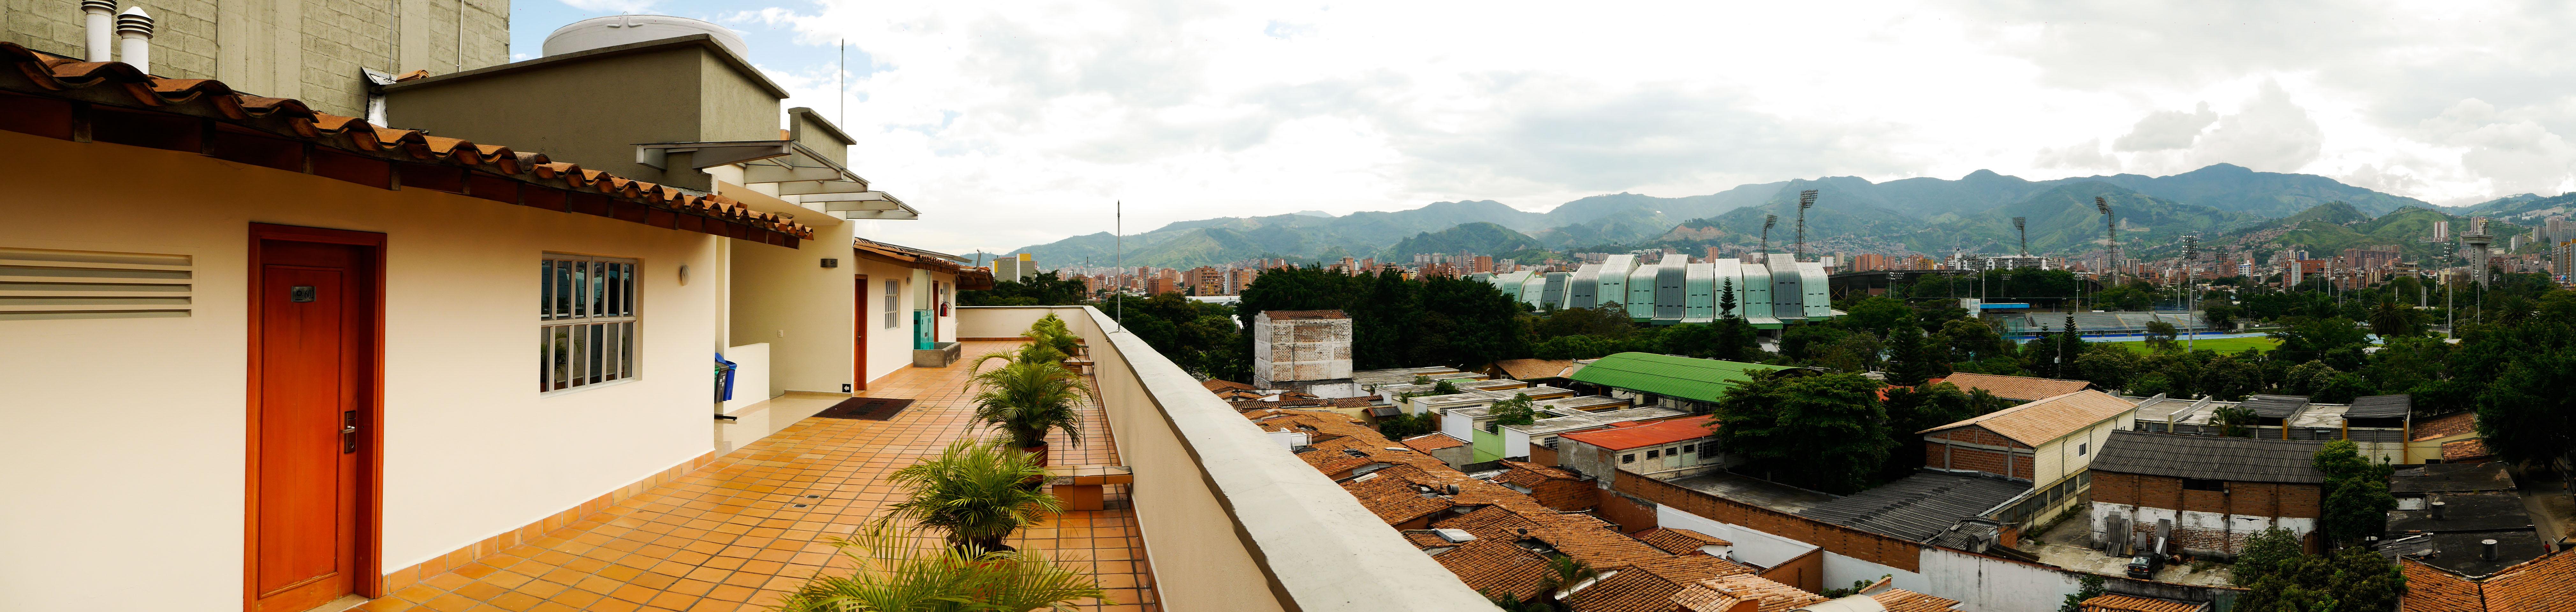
[
  {"x1": 1026, "y1": 314, "x2": 1082, "y2": 360},
  {"x1": 964, "y1": 360, "x2": 1094, "y2": 466},
  {"x1": 770, "y1": 516, "x2": 1108, "y2": 612},
  {"x1": 888, "y1": 438, "x2": 1063, "y2": 553}
]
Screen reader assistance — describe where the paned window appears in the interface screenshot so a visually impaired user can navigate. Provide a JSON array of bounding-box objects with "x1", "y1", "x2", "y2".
[
  {"x1": 1621, "y1": 454, "x2": 1636, "y2": 464},
  {"x1": 1646, "y1": 450, "x2": 1659, "y2": 459},
  {"x1": 883, "y1": 279, "x2": 900, "y2": 329},
  {"x1": 540, "y1": 254, "x2": 638, "y2": 392},
  {"x1": 1680, "y1": 444, "x2": 1695, "y2": 454}
]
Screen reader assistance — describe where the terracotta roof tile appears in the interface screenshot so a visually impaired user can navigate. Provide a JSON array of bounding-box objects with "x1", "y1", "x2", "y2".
[
  {"x1": 0, "y1": 42, "x2": 814, "y2": 245},
  {"x1": 1939, "y1": 373, "x2": 2094, "y2": 401},
  {"x1": 1668, "y1": 574, "x2": 1826, "y2": 612},
  {"x1": 2399, "y1": 558, "x2": 2488, "y2": 612},
  {"x1": 1403, "y1": 433, "x2": 1469, "y2": 452},
  {"x1": 1426, "y1": 539, "x2": 1555, "y2": 602},
  {"x1": 2079, "y1": 594, "x2": 2203, "y2": 612},
  {"x1": 1203, "y1": 379, "x2": 1255, "y2": 392},
  {"x1": 2483, "y1": 550, "x2": 2576, "y2": 611},
  {"x1": 1634, "y1": 528, "x2": 1732, "y2": 554},
  {"x1": 2415, "y1": 412, "x2": 2480, "y2": 441},
  {"x1": 2444, "y1": 439, "x2": 2494, "y2": 463},
  {"x1": 1570, "y1": 569, "x2": 1688, "y2": 612},
  {"x1": 1492, "y1": 358, "x2": 1580, "y2": 380},
  {"x1": 1875, "y1": 588, "x2": 1965, "y2": 612},
  {"x1": 1917, "y1": 390, "x2": 2136, "y2": 446}
]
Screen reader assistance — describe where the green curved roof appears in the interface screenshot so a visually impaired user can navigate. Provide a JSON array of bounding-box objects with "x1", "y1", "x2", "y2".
[{"x1": 1568, "y1": 352, "x2": 1787, "y2": 403}]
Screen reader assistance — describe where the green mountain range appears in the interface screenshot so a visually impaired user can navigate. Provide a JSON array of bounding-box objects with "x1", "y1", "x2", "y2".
[{"x1": 1000, "y1": 164, "x2": 2470, "y2": 269}]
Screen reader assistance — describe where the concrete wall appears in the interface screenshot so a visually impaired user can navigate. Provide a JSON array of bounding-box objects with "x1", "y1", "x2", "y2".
[
  {"x1": 2092, "y1": 471, "x2": 2321, "y2": 557},
  {"x1": 3, "y1": 0, "x2": 507, "y2": 116},
  {"x1": 384, "y1": 42, "x2": 781, "y2": 190},
  {"x1": 959, "y1": 306, "x2": 1495, "y2": 611},
  {"x1": 727, "y1": 214, "x2": 857, "y2": 396},
  {"x1": 0, "y1": 129, "x2": 720, "y2": 609}
]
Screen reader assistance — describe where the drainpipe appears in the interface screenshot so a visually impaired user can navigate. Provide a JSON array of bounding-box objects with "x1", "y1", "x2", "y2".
[
  {"x1": 113, "y1": 6, "x2": 151, "y2": 74},
  {"x1": 80, "y1": 0, "x2": 115, "y2": 61}
]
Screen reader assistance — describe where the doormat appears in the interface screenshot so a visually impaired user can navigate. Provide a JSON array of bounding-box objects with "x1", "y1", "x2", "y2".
[{"x1": 815, "y1": 397, "x2": 914, "y2": 421}]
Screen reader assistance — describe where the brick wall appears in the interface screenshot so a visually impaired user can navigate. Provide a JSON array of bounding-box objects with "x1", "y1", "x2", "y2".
[
  {"x1": 1923, "y1": 426, "x2": 2033, "y2": 480},
  {"x1": 1527, "y1": 477, "x2": 1598, "y2": 513},
  {"x1": 1592, "y1": 489, "x2": 1658, "y2": 534},
  {"x1": 1528, "y1": 444, "x2": 1558, "y2": 467},
  {"x1": 2096, "y1": 471, "x2": 2320, "y2": 518},
  {"x1": 1761, "y1": 548, "x2": 1824, "y2": 593},
  {"x1": 1615, "y1": 473, "x2": 1925, "y2": 572}
]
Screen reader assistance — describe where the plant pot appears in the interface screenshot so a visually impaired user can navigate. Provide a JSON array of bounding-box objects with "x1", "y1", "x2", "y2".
[{"x1": 1021, "y1": 441, "x2": 1050, "y2": 467}]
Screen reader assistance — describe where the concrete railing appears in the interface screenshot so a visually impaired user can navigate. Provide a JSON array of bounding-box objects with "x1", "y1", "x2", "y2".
[{"x1": 956, "y1": 306, "x2": 1493, "y2": 612}]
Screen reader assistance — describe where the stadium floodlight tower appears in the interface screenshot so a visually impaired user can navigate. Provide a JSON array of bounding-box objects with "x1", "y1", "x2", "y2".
[
  {"x1": 2014, "y1": 216, "x2": 2029, "y2": 257},
  {"x1": 2095, "y1": 196, "x2": 2119, "y2": 286},
  {"x1": 1795, "y1": 190, "x2": 1818, "y2": 261},
  {"x1": 2181, "y1": 235, "x2": 2199, "y2": 350},
  {"x1": 1760, "y1": 214, "x2": 1778, "y2": 256}
]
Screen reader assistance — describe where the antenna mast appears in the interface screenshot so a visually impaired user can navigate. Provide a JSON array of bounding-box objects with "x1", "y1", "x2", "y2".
[{"x1": 1795, "y1": 190, "x2": 1818, "y2": 261}]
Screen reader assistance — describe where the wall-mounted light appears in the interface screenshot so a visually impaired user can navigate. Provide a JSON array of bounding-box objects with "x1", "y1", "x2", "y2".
[
  {"x1": 820, "y1": 258, "x2": 839, "y2": 268},
  {"x1": 678, "y1": 264, "x2": 690, "y2": 285}
]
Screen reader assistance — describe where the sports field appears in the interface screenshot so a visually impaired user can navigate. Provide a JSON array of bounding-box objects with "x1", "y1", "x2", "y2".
[{"x1": 2100, "y1": 336, "x2": 2279, "y2": 354}]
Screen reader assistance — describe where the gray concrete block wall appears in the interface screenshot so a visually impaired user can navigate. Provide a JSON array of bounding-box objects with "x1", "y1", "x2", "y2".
[{"x1": 3, "y1": 0, "x2": 507, "y2": 118}]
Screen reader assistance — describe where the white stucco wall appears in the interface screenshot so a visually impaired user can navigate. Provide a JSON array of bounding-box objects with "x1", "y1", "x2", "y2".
[
  {"x1": 0, "y1": 131, "x2": 728, "y2": 609},
  {"x1": 727, "y1": 215, "x2": 858, "y2": 396},
  {"x1": 1657, "y1": 498, "x2": 2089, "y2": 612}
]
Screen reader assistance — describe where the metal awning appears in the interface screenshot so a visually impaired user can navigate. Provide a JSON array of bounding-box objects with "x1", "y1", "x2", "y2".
[{"x1": 634, "y1": 140, "x2": 918, "y2": 221}]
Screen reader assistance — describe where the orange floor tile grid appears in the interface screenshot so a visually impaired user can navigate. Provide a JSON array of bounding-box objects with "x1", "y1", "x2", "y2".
[{"x1": 355, "y1": 341, "x2": 1158, "y2": 612}]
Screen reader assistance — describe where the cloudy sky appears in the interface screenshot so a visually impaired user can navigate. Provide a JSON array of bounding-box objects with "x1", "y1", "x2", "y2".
[{"x1": 516, "y1": 0, "x2": 2576, "y2": 256}]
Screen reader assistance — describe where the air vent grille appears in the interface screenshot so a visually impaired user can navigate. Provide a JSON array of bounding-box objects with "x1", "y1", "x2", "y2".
[{"x1": 0, "y1": 247, "x2": 192, "y2": 320}]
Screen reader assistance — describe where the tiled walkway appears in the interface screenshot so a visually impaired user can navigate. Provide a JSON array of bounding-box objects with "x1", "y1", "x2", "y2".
[{"x1": 359, "y1": 341, "x2": 1156, "y2": 612}]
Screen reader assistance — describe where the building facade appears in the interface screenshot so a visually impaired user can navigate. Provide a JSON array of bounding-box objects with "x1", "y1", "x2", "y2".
[{"x1": 2088, "y1": 431, "x2": 2325, "y2": 557}]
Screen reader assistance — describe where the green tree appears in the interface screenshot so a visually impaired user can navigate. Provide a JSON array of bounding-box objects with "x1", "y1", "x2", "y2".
[
  {"x1": 2271, "y1": 316, "x2": 2370, "y2": 370},
  {"x1": 1709, "y1": 372, "x2": 1894, "y2": 494},
  {"x1": 1884, "y1": 317, "x2": 1951, "y2": 386},
  {"x1": 2232, "y1": 527, "x2": 2305, "y2": 586},
  {"x1": 2313, "y1": 440, "x2": 2397, "y2": 545},
  {"x1": 1377, "y1": 412, "x2": 1438, "y2": 440},
  {"x1": 960, "y1": 271, "x2": 1093, "y2": 306},
  {"x1": 2234, "y1": 547, "x2": 2405, "y2": 612},
  {"x1": 1719, "y1": 277, "x2": 1739, "y2": 318},
  {"x1": 1490, "y1": 393, "x2": 1538, "y2": 427},
  {"x1": 2145, "y1": 320, "x2": 2180, "y2": 353},
  {"x1": 1881, "y1": 382, "x2": 1986, "y2": 478},
  {"x1": 2369, "y1": 297, "x2": 2423, "y2": 338},
  {"x1": 2472, "y1": 334, "x2": 2576, "y2": 465},
  {"x1": 2212, "y1": 404, "x2": 2258, "y2": 437},
  {"x1": 2072, "y1": 344, "x2": 2144, "y2": 392},
  {"x1": 1841, "y1": 296, "x2": 1913, "y2": 338},
  {"x1": 2055, "y1": 574, "x2": 2106, "y2": 612}
]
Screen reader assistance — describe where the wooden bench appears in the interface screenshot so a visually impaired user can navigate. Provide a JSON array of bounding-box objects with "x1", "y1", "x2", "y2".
[{"x1": 1045, "y1": 464, "x2": 1134, "y2": 511}]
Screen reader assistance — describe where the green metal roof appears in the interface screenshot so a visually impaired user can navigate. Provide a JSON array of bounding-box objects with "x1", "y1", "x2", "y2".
[{"x1": 1568, "y1": 352, "x2": 1784, "y2": 403}]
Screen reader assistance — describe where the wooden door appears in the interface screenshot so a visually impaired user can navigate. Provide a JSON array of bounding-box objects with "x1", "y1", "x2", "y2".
[
  {"x1": 247, "y1": 229, "x2": 381, "y2": 611},
  {"x1": 853, "y1": 275, "x2": 868, "y2": 391}
]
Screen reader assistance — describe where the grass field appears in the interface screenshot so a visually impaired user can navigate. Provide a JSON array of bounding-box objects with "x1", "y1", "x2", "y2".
[{"x1": 2102, "y1": 336, "x2": 2279, "y2": 355}]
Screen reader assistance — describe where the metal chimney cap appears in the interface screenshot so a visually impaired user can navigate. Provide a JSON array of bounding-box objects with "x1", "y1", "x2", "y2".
[
  {"x1": 81, "y1": 0, "x2": 116, "y2": 12},
  {"x1": 113, "y1": 6, "x2": 150, "y2": 33}
]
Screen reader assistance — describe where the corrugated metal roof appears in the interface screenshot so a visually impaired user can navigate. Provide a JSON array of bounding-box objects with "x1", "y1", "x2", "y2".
[
  {"x1": 2090, "y1": 430, "x2": 2325, "y2": 483},
  {"x1": 1559, "y1": 416, "x2": 1718, "y2": 450},
  {"x1": 1568, "y1": 353, "x2": 1793, "y2": 404},
  {"x1": 1796, "y1": 470, "x2": 2029, "y2": 544},
  {"x1": 2346, "y1": 394, "x2": 2412, "y2": 419},
  {"x1": 1916, "y1": 390, "x2": 2136, "y2": 446},
  {"x1": 2239, "y1": 394, "x2": 2312, "y2": 418}
]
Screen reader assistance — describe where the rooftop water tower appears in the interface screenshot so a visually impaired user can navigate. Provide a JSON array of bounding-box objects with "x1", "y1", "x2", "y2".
[{"x1": 543, "y1": 14, "x2": 747, "y2": 58}]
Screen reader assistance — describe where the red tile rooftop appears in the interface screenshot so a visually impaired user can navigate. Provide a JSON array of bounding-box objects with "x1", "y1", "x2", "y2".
[{"x1": 352, "y1": 341, "x2": 1154, "y2": 612}]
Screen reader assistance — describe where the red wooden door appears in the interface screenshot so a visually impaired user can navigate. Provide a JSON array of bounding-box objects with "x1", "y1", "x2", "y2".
[
  {"x1": 249, "y1": 239, "x2": 373, "y2": 611},
  {"x1": 853, "y1": 276, "x2": 868, "y2": 391}
]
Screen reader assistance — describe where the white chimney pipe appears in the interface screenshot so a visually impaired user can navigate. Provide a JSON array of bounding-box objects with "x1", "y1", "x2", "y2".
[
  {"x1": 113, "y1": 6, "x2": 151, "y2": 74},
  {"x1": 80, "y1": 1, "x2": 116, "y2": 61}
]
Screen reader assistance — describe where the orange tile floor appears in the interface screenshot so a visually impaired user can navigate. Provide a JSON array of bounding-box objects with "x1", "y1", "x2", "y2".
[{"x1": 358, "y1": 341, "x2": 1157, "y2": 612}]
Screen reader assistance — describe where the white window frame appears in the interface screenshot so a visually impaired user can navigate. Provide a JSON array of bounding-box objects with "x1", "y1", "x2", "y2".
[
  {"x1": 883, "y1": 279, "x2": 900, "y2": 329},
  {"x1": 541, "y1": 254, "x2": 639, "y2": 394}
]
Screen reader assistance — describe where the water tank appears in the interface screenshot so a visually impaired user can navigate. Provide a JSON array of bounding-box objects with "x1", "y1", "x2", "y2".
[{"x1": 542, "y1": 15, "x2": 747, "y2": 58}]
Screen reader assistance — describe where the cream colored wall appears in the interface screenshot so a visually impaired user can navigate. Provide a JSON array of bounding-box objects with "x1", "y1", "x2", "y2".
[
  {"x1": 727, "y1": 218, "x2": 857, "y2": 397},
  {"x1": 2034, "y1": 411, "x2": 2133, "y2": 487},
  {"x1": 0, "y1": 131, "x2": 719, "y2": 609},
  {"x1": 849, "y1": 257, "x2": 923, "y2": 387}
]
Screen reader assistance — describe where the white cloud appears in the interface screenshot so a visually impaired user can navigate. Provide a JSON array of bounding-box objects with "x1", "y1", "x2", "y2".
[{"x1": 714, "y1": 0, "x2": 2576, "y2": 253}]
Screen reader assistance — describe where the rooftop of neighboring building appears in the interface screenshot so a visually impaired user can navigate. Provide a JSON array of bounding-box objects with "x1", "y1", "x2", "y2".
[
  {"x1": 1489, "y1": 358, "x2": 1583, "y2": 381},
  {"x1": 2090, "y1": 430, "x2": 2327, "y2": 484},
  {"x1": 2077, "y1": 593, "x2": 2208, "y2": 612},
  {"x1": 2384, "y1": 530, "x2": 2550, "y2": 577},
  {"x1": 2391, "y1": 463, "x2": 2517, "y2": 495},
  {"x1": 2346, "y1": 394, "x2": 2413, "y2": 419},
  {"x1": 1633, "y1": 528, "x2": 1732, "y2": 555},
  {"x1": 1537, "y1": 395, "x2": 1635, "y2": 412},
  {"x1": 2413, "y1": 412, "x2": 2481, "y2": 441},
  {"x1": 1511, "y1": 407, "x2": 1693, "y2": 437},
  {"x1": 1559, "y1": 415, "x2": 1719, "y2": 451},
  {"x1": 1403, "y1": 433, "x2": 1469, "y2": 452},
  {"x1": 1203, "y1": 379, "x2": 1255, "y2": 392},
  {"x1": 1916, "y1": 389, "x2": 2137, "y2": 447},
  {"x1": 2239, "y1": 394, "x2": 2314, "y2": 418},
  {"x1": 2387, "y1": 492, "x2": 2535, "y2": 534},
  {"x1": 1937, "y1": 372, "x2": 2095, "y2": 401},
  {"x1": 2444, "y1": 439, "x2": 2496, "y2": 463},
  {"x1": 1665, "y1": 573, "x2": 1828, "y2": 612},
  {"x1": 1665, "y1": 471, "x2": 1840, "y2": 515},
  {"x1": 1797, "y1": 469, "x2": 2030, "y2": 545},
  {"x1": 1261, "y1": 309, "x2": 1348, "y2": 320},
  {"x1": 1569, "y1": 352, "x2": 1813, "y2": 404}
]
